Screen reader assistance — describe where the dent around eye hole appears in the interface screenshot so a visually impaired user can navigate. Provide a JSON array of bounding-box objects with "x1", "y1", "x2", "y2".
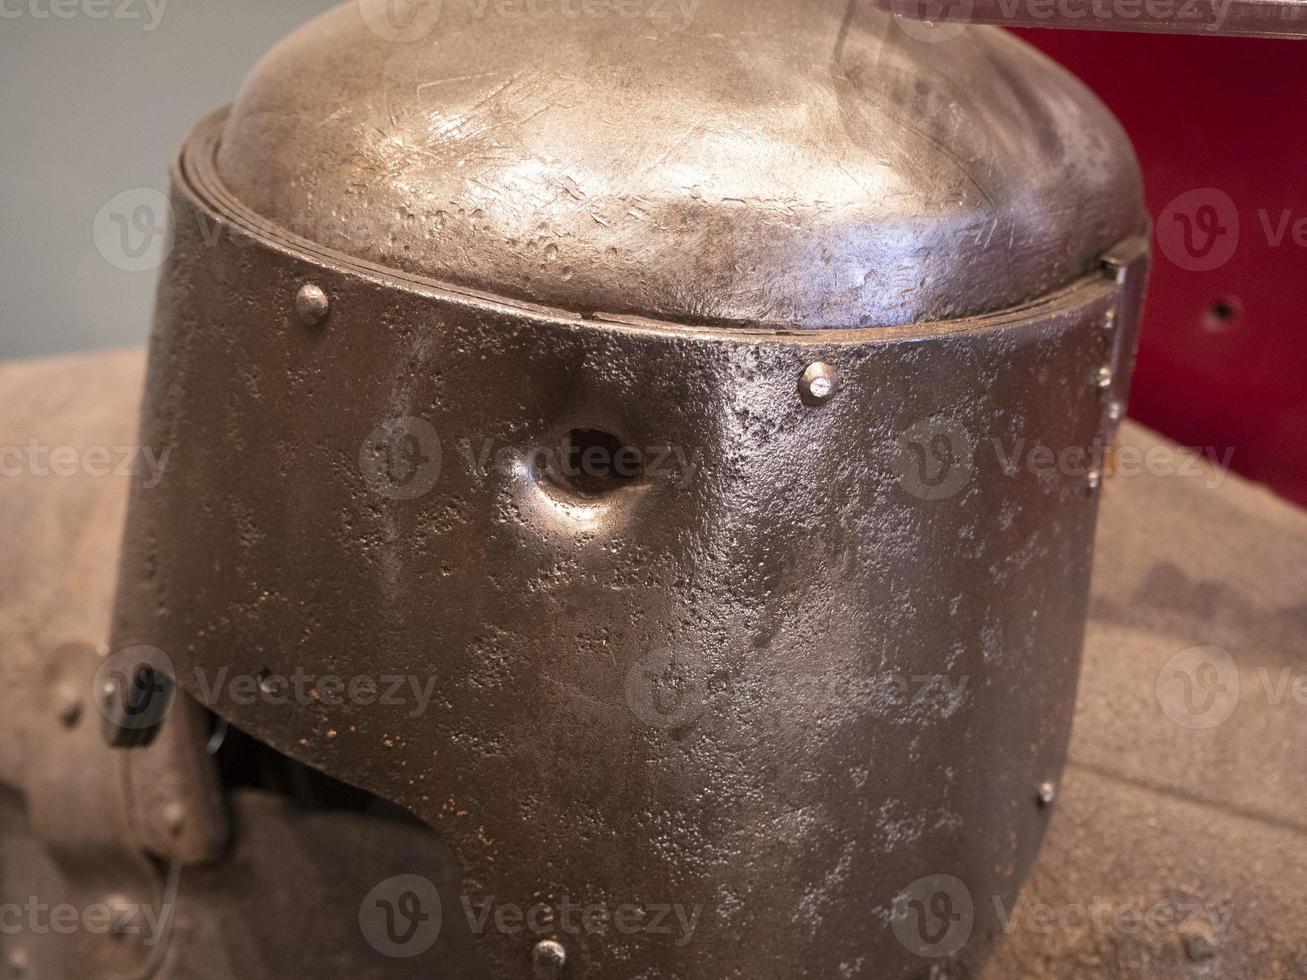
[{"x1": 544, "y1": 428, "x2": 644, "y2": 497}]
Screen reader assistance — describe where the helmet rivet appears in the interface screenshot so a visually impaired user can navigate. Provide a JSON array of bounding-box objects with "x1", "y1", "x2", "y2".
[
  {"x1": 54, "y1": 683, "x2": 83, "y2": 727},
  {"x1": 532, "y1": 939, "x2": 567, "y2": 978},
  {"x1": 799, "y1": 361, "x2": 839, "y2": 406},
  {"x1": 295, "y1": 284, "x2": 331, "y2": 326},
  {"x1": 1092, "y1": 365, "x2": 1113, "y2": 389},
  {"x1": 6, "y1": 946, "x2": 29, "y2": 975},
  {"x1": 1037, "y1": 781, "x2": 1057, "y2": 807},
  {"x1": 161, "y1": 801, "x2": 186, "y2": 836}
]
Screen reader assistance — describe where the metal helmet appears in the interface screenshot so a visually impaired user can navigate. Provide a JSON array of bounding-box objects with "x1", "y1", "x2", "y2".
[{"x1": 110, "y1": 0, "x2": 1148, "y2": 976}]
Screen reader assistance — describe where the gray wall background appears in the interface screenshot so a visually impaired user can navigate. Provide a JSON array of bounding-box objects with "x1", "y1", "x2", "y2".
[{"x1": 0, "y1": 0, "x2": 339, "y2": 361}]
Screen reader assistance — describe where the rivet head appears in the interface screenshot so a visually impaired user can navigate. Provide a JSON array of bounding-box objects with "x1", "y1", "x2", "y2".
[
  {"x1": 1037, "y1": 781, "x2": 1057, "y2": 807},
  {"x1": 295, "y1": 284, "x2": 331, "y2": 326},
  {"x1": 799, "y1": 361, "x2": 839, "y2": 406},
  {"x1": 6, "y1": 946, "x2": 29, "y2": 975},
  {"x1": 1107, "y1": 401, "x2": 1124, "y2": 422},
  {"x1": 1093, "y1": 366, "x2": 1114, "y2": 389},
  {"x1": 104, "y1": 894, "x2": 136, "y2": 938},
  {"x1": 1086, "y1": 468, "x2": 1103, "y2": 491},
  {"x1": 54, "y1": 683, "x2": 83, "y2": 727},
  {"x1": 161, "y1": 801, "x2": 186, "y2": 837},
  {"x1": 532, "y1": 939, "x2": 567, "y2": 979}
]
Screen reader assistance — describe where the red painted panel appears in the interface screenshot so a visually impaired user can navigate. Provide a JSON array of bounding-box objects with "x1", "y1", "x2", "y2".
[{"x1": 1017, "y1": 30, "x2": 1307, "y2": 505}]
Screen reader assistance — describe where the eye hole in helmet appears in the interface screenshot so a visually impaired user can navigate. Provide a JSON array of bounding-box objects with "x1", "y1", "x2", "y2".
[{"x1": 545, "y1": 427, "x2": 644, "y2": 498}]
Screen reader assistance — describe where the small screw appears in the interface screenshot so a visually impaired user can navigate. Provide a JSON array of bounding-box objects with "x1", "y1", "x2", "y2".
[
  {"x1": 799, "y1": 362, "x2": 839, "y2": 406},
  {"x1": 532, "y1": 939, "x2": 567, "y2": 979},
  {"x1": 1037, "y1": 781, "x2": 1057, "y2": 807},
  {"x1": 295, "y1": 284, "x2": 331, "y2": 326},
  {"x1": 1107, "y1": 400, "x2": 1124, "y2": 422},
  {"x1": 1103, "y1": 310, "x2": 1117, "y2": 331},
  {"x1": 6, "y1": 947, "x2": 29, "y2": 976},
  {"x1": 1086, "y1": 468, "x2": 1102, "y2": 491},
  {"x1": 161, "y1": 801, "x2": 186, "y2": 837},
  {"x1": 105, "y1": 894, "x2": 135, "y2": 939},
  {"x1": 1093, "y1": 366, "x2": 1113, "y2": 389}
]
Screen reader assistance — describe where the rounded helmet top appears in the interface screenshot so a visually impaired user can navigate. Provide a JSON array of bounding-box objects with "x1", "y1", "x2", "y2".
[{"x1": 213, "y1": 0, "x2": 1143, "y2": 328}]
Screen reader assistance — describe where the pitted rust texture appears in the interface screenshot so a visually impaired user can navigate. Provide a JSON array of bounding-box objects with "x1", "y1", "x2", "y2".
[
  {"x1": 105, "y1": 130, "x2": 1139, "y2": 978},
  {"x1": 4, "y1": 353, "x2": 1303, "y2": 978}
]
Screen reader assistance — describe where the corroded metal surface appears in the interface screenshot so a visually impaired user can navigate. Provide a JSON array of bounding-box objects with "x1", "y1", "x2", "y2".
[
  {"x1": 5, "y1": 1, "x2": 1166, "y2": 975},
  {"x1": 2, "y1": 354, "x2": 1304, "y2": 978},
  {"x1": 103, "y1": 97, "x2": 1143, "y2": 975}
]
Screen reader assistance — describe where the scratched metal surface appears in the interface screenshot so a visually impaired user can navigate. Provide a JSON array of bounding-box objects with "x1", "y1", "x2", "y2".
[
  {"x1": 215, "y1": 0, "x2": 1143, "y2": 329},
  {"x1": 96, "y1": 5, "x2": 1155, "y2": 970},
  {"x1": 104, "y1": 111, "x2": 1139, "y2": 977},
  {"x1": 3, "y1": 3, "x2": 1161, "y2": 976}
]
